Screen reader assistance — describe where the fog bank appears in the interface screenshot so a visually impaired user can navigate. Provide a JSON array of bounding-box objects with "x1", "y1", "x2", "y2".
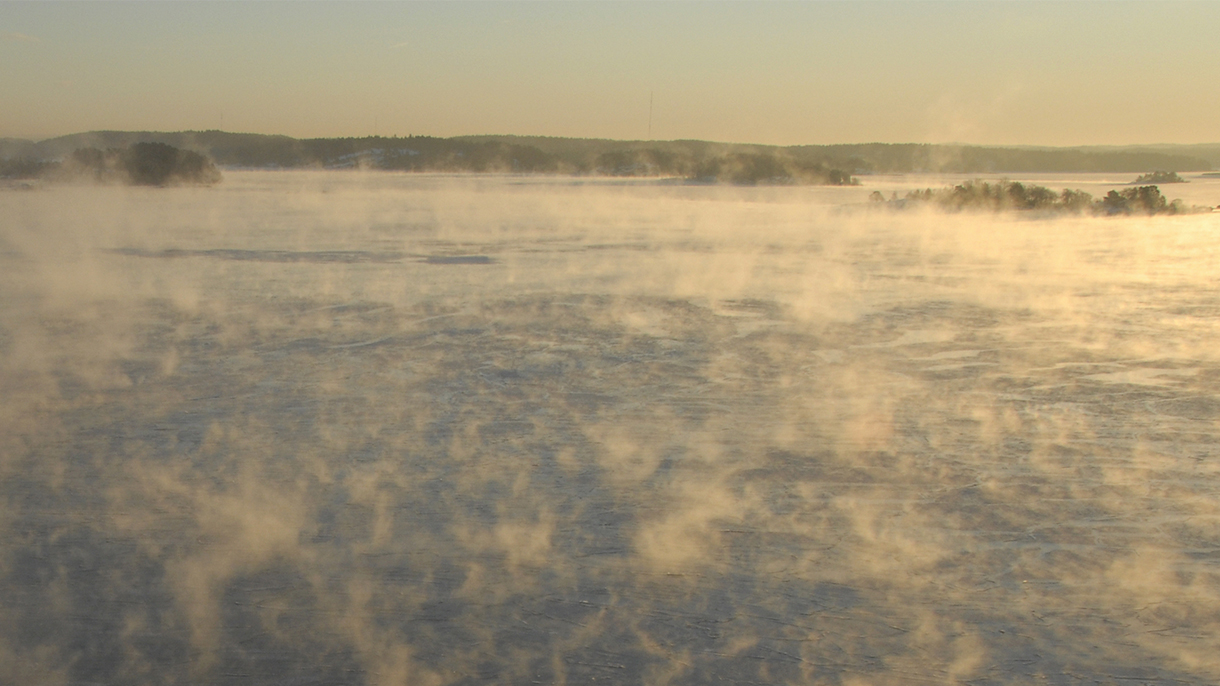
[{"x1": 2, "y1": 171, "x2": 1219, "y2": 684}]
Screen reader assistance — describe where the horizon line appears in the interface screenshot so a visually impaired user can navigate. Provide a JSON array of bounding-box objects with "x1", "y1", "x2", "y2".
[{"x1": 6, "y1": 129, "x2": 1220, "y2": 151}]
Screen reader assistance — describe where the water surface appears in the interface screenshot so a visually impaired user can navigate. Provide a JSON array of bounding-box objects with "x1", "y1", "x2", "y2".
[{"x1": 2, "y1": 172, "x2": 1219, "y2": 684}]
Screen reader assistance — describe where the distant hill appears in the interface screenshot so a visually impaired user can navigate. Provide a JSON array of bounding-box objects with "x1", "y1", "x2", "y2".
[
  {"x1": 787, "y1": 143, "x2": 1214, "y2": 175},
  {"x1": 2, "y1": 131, "x2": 1214, "y2": 181},
  {"x1": 0, "y1": 137, "x2": 38, "y2": 159},
  {"x1": 1073, "y1": 144, "x2": 1220, "y2": 169},
  {"x1": 0, "y1": 131, "x2": 305, "y2": 168}
]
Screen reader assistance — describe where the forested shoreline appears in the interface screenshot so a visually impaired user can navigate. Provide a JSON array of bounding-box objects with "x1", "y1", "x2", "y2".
[{"x1": 2, "y1": 131, "x2": 1215, "y2": 186}]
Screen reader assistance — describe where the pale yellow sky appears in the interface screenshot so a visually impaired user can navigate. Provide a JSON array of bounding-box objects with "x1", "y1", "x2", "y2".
[{"x1": 2, "y1": 1, "x2": 1218, "y2": 146}]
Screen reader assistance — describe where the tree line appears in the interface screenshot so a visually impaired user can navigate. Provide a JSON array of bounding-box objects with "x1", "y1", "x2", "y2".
[
  {"x1": 4, "y1": 131, "x2": 1214, "y2": 181},
  {"x1": 1, "y1": 142, "x2": 221, "y2": 186},
  {"x1": 876, "y1": 179, "x2": 1211, "y2": 215}
]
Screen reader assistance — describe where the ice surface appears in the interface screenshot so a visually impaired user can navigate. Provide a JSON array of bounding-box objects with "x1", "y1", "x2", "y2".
[{"x1": 2, "y1": 171, "x2": 1220, "y2": 685}]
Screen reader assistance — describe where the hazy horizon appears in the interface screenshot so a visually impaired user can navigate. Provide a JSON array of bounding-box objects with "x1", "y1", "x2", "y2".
[
  {"x1": 8, "y1": 128, "x2": 1220, "y2": 151},
  {"x1": 3, "y1": 1, "x2": 1219, "y2": 147}
]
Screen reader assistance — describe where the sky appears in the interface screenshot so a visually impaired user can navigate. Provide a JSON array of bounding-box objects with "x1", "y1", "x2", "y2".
[{"x1": 2, "y1": 1, "x2": 1219, "y2": 147}]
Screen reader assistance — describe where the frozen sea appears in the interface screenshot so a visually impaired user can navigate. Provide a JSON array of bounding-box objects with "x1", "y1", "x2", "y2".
[{"x1": 2, "y1": 171, "x2": 1220, "y2": 685}]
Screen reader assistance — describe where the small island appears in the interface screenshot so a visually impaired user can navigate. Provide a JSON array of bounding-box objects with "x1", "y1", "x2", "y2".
[
  {"x1": 874, "y1": 179, "x2": 1209, "y2": 216},
  {"x1": 1131, "y1": 171, "x2": 1186, "y2": 184}
]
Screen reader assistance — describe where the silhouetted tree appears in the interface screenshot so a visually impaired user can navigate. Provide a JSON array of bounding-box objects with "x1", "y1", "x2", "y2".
[
  {"x1": 123, "y1": 142, "x2": 177, "y2": 185},
  {"x1": 1059, "y1": 188, "x2": 1095, "y2": 213},
  {"x1": 1101, "y1": 186, "x2": 1169, "y2": 215},
  {"x1": 122, "y1": 142, "x2": 221, "y2": 186}
]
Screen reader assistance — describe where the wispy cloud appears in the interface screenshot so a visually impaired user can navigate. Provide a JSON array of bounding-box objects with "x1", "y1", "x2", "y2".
[{"x1": 2, "y1": 31, "x2": 40, "y2": 43}]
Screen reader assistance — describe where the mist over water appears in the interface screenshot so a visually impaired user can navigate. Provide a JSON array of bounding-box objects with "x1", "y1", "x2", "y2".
[{"x1": 3, "y1": 171, "x2": 1220, "y2": 685}]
